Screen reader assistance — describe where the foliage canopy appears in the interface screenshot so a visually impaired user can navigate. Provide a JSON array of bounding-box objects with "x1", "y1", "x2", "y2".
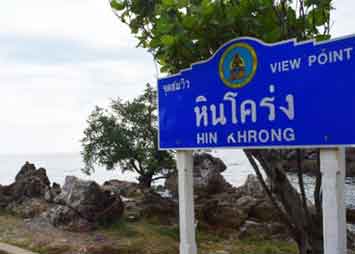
[
  {"x1": 81, "y1": 84, "x2": 175, "y2": 187},
  {"x1": 110, "y1": 0, "x2": 332, "y2": 73}
]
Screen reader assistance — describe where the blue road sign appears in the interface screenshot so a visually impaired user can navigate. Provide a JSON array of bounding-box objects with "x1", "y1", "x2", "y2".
[{"x1": 158, "y1": 35, "x2": 355, "y2": 149}]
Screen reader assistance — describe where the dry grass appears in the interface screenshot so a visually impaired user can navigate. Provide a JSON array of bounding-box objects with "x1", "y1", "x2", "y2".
[{"x1": 0, "y1": 211, "x2": 297, "y2": 254}]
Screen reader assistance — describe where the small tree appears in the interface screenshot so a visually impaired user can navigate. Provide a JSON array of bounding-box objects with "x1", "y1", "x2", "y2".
[{"x1": 81, "y1": 84, "x2": 175, "y2": 188}]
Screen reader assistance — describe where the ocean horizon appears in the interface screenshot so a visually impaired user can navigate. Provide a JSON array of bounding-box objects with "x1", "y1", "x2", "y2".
[
  {"x1": 2, "y1": 151, "x2": 355, "y2": 210},
  {"x1": 0, "y1": 150, "x2": 254, "y2": 187}
]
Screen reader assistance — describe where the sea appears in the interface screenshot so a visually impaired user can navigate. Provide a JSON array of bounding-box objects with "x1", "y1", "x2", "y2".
[
  {"x1": 1, "y1": 150, "x2": 355, "y2": 209},
  {"x1": 0, "y1": 150, "x2": 254, "y2": 187}
]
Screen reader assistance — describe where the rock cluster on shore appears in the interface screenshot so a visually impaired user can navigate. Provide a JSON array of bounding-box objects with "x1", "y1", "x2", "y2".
[
  {"x1": 0, "y1": 162, "x2": 124, "y2": 231},
  {"x1": 277, "y1": 148, "x2": 355, "y2": 176},
  {"x1": 165, "y1": 153, "x2": 288, "y2": 239},
  {"x1": 2, "y1": 153, "x2": 354, "y2": 243}
]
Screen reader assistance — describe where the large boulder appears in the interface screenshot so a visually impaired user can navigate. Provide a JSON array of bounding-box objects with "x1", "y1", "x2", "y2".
[
  {"x1": 47, "y1": 176, "x2": 124, "y2": 231},
  {"x1": 122, "y1": 190, "x2": 178, "y2": 224},
  {"x1": 249, "y1": 200, "x2": 283, "y2": 223},
  {"x1": 196, "y1": 193, "x2": 248, "y2": 229},
  {"x1": 165, "y1": 153, "x2": 233, "y2": 197},
  {"x1": 139, "y1": 190, "x2": 178, "y2": 224},
  {"x1": 0, "y1": 162, "x2": 51, "y2": 211}
]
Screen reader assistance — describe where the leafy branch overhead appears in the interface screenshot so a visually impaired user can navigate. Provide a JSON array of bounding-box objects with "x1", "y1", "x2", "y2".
[{"x1": 110, "y1": 0, "x2": 332, "y2": 74}]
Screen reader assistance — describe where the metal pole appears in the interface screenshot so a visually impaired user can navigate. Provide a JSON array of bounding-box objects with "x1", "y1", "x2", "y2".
[
  {"x1": 176, "y1": 150, "x2": 197, "y2": 254},
  {"x1": 320, "y1": 148, "x2": 347, "y2": 254}
]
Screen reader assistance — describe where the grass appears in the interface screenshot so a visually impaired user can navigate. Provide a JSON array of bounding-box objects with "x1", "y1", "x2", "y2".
[{"x1": 0, "y1": 211, "x2": 297, "y2": 254}]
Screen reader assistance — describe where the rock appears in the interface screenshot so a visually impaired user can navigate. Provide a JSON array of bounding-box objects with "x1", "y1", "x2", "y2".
[
  {"x1": 165, "y1": 153, "x2": 233, "y2": 197},
  {"x1": 249, "y1": 200, "x2": 282, "y2": 223},
  {"x1": 123, "y1": 198, "x2": 142, "y2": 222},
  {"x1": 239, "y1": 220, "x2": 288, "y2": 240},
  {"x1": 278, "y1": 148, "x2": 355, "y2": 176},
  {"x1": 47, "y1": 204, "x2": 95, "y2": 231},
  {"x1": 0, "y1": 162, "x2": 52, "y2": 212},
  {"x1": 102, "y1": 180, "x2": 141, "y2": 198},
  {"x1": 45, "y1": 183, "x2": 61, "y2": 202},
  {"x1": 238, "y1": 174, "x2": 266, "y2": 199},
  {"x1": 48, "y1": 176, "x2": 124, "y2": 231},
  {"x1": 239, "y1": 220, "x2": 269, "y2": 240},
  {"x1": 235, "y1": 195, "x2": 258, "y2": 214},
  {"x1": 15, "y1": 161, "x2": 36, "y2": 182},
  {"x1": 10, "y1": 166, "x2": 51, "y2": 200},
  {"x1": 6, "y1": 198, "x2": 50, "y2": 218},
  {"x1": 212, "y1": 251, "x2": 230, "y2": 254},
  {"x1": 347, "y1": 208, "x2": 355, "y2": 224},
  {"x1": 347, "y1": 148, "x2": 355, "y2": 177},
  {"x1": 196, "y1": 195, "x2": 247, "y2": 229},
  {"x1": 347, "y1": 230, "x2": 355, "y2": 250},
  {"x1": 139, "y1": 190, "x2": 178, "y2": 224}
]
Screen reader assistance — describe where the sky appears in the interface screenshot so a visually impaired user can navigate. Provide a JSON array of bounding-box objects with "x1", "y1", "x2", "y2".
[{"x1": 0, "y1": 0, "x2": 354, "y2": 154}]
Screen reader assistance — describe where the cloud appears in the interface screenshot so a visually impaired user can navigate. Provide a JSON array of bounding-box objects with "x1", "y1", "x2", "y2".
[
  {"x1": 0, "y1": 0, "x2": 135, "y2": 49},
  {"x1": 332, "y1": 0, "x2": 355, "y2": 37},
  {"x1": 0, "y1": 32, "x2": 152, "y2": 65}
]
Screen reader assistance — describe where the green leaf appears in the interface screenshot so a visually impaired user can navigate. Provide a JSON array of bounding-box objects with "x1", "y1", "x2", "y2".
[
  {"x1": 161, "y1": 35, "x2": 176, "y2": 46},
  {"x1": 182, "y1": 15, "x2": 197, "y2": 29},
  {"x1": 307, "y1": 8, "x2": 329, "y2": 27},
  {"x1": 110, "y1": 0, "x2": 125, "y2": 11},
  {"x1": 177, "y1": 0, "x2": 188, "y2": 8},
  {"x1": 315, "y1": 34, "x2": 331, "y2": 41},
  {"x1": 201, "y1": 0, "x2": 214, "y2": 16},
  {"x1": 162, "y1": 0, "x2": 175, "y2": 7}
]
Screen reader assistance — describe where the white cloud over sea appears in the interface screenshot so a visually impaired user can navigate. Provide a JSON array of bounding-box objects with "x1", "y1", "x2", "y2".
[
  {"x1": 0, "y1": 0, "x2": 354, "y2": 154},
  {"x1": 0, "y1": 0, "x2": 156, "y2": 154}
]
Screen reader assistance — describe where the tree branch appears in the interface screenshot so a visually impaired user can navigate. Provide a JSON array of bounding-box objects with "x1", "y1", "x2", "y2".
[
  {"x1": 244, "y1": 150, "x2": 296, "y2": 232},
  {"x1": 296, "y1": 149, "x2": 311, "y2": 223},
  {"x1": 314, "y1": 149, "x2": 322, "y2": 216}
]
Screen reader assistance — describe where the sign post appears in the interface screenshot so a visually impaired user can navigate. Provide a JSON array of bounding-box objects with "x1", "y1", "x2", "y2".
[
  {"x1": 320, "y1": 148, "x2": 347, "y2": 254},
  {"x1": 158, "y1": 35, "x2": 355, "y2": 253},
  {"x1": 176, "y1": 150, "x2": 197, "y2": 254}
]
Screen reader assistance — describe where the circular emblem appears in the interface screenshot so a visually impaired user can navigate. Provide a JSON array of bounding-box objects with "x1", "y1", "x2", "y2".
[{"x1": 219, "y1": 43, "x2": 257, "y2": 88}]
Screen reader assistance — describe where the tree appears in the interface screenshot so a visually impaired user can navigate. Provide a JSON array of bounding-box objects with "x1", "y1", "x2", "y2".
[
  {"x1": 110, "y1": 0, "x2": 331, "y2": 73},
  {"x1": 81, "y1": 84, "x2": 175, "y2": 188},
  {"x1": 109, "y1": 1, "x2": 333, "y2": 253}
]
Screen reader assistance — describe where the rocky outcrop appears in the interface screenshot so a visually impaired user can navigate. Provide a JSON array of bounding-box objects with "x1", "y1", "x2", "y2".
[
  {"x1": 192, "y1": 170, "x2": 288, "y2": 239},
  {"x1": 165, "y1": 153, "x2": 234, "y2": 197},
  {"x1": 0, "y1": 162, "x2": 51, "y2": 212},
  {"x1": 47, "y1": 176, "x2": 124, "y2": 231}
]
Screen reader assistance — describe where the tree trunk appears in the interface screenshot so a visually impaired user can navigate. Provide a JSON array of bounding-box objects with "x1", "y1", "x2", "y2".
[
  {"x1": 246, "y1": 149, "x2": 323, "y2": 254},
  {"x1": 138, "y1": 174, "x2": 153, "y2": 188}
]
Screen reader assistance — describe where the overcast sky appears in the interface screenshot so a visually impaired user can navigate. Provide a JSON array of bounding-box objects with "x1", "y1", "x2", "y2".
[{"x1": 0, "y1": 1, "x2": 354, "y2": 155}]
